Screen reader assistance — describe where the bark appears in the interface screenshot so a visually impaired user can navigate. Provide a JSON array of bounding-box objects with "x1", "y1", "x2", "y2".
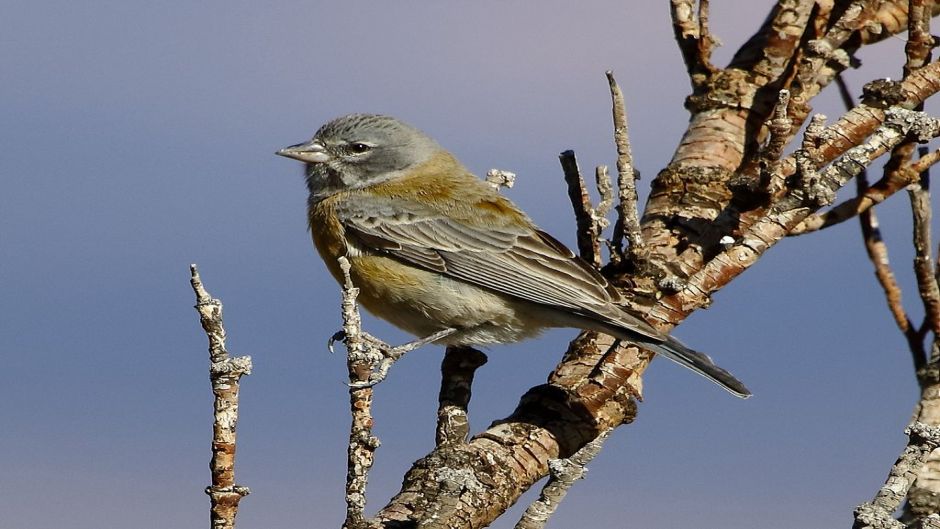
[{"x1": 348, "y1": 2, "x2": 940, "y2": 527}]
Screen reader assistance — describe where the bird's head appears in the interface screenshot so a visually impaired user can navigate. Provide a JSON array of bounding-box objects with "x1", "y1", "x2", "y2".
[{"x1": 277, "y1": 114, "x2": 442, "y2": 201}]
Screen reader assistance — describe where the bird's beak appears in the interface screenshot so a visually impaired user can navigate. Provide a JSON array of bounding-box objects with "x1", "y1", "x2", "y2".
[{"x1": 276, "y1": 140, "x2": 330, "y2": 163}]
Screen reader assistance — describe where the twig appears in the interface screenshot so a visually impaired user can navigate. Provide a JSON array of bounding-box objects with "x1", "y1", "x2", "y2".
[
  {"x1": 190, "y1": 264, "x2": 252, "y2": 529},
  {"x1": 337, "y1": 257, "x2": 381, "y2": 529},
  {"x1": 670, "y1": 0, "x2": 716, "y2": 82},
  {"x1": 909, "y1": 176, "x2": 940, "y2": 337},
  {"x1": 560, "y1": 150, "x2": 601, "y2": 266},
  {"x1": 858, "y1": 173, "x2": 925, "y2": 372},
  {"x1": 905, "y1": 0, "x2": 940, "y2": 339},
  {"x1": 904, "y1": 0, "x2": 934, "y2": 79},
  {"x1": 606, "y1": 71, "x2": 644, "y2": 264},
  {"x1": 696, "y1": 0, "x2": 717, "y2": 73},
  {"x1": 854, "y1": 422, "x2": 940, "y2": 529},
  {"x1": 594, "y1": 165, "x2": 619, "y2": 266},
  {"x1": 514, "y1": 429, "x2": 613, "y2": 529},
  {"x1": 485, "y1": 168, "x2": 517, "y2": 190},
  {"x1": 436, "y1": 347, "x2": 488, "y2": 446}
]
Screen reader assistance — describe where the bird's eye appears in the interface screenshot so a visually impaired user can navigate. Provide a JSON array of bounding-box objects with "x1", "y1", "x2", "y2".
[{"x1": 348, "y1": 142, "x2": 372, "y2": 154}]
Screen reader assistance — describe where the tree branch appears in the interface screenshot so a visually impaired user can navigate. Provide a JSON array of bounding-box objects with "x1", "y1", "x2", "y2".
[
  {"x1": 436, "y1": 347, "x2": 488, "y2": 447},
  {"x1": 190, "y1": 264, "x2": 252, "y2": 529},
  {"x1": 854, "y1": 422, "x2": 940, "y2": 529},
  {"x1": 606, "y1": 71, "x2": 644, "y2": 266},
  {"x1": 514, "y1": 429, "x2": 612, "y2": 529},
  {"x1": 560, "y1": 150, "x2": 603, "y2": 267},
  {"x1": 336, "y1": 257, "x2": 382, "y2": 529},
  {"x1": 910, "y1": 176, "x2": 940, "y2": 339},
  {"x1": 670, "y1": 0, "x2": 716, "y2": 83},
  {"x1": 652, "y1": 106, "x2": 940, "y2": 324}
]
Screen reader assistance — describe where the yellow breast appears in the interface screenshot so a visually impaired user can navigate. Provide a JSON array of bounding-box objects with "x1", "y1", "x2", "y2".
[{"x1": 307, "y1": 196, "x2": 349, "y2": 285}]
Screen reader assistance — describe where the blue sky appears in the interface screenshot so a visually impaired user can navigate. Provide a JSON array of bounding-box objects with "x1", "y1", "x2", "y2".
[{"x1": 1, "y1": 2, "x2": 934, "y2": 527}]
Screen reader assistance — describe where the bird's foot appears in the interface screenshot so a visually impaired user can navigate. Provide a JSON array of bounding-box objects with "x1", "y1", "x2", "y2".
[
  {"x1": 328, "y1": 330, "x2": 390, "y2": 354},
  {"x1": 345, "y1": 328, "x2": 458, "y2": 388}
]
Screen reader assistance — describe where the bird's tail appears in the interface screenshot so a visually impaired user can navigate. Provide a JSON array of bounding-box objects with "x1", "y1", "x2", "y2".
[{"x1": 640, "y1": 336, "x2": 751, "y2": 398}]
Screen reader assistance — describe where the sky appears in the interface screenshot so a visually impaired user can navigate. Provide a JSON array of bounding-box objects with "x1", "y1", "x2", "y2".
[{"x1": 1, "y1": 1, "x2": 936, "y2": 528}]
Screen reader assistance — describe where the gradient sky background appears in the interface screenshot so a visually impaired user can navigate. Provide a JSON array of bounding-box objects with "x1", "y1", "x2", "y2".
[{"x1": 2, "y1": 1, "x2": 937, "y2": 528}]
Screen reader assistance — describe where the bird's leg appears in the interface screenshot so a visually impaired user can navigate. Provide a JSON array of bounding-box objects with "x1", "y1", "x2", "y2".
[{"x1": 332, "y1": 327, "x2": 458, "y2": 388}]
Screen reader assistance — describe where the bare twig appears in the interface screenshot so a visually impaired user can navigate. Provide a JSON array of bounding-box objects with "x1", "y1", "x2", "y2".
[
  {"x1": 670, "y1": 0, "x2": 716, "y2": 81},
  {"x1": 594, "y1": 165, "x2": 618, "y2": 266},
  {"x1": 905, "y1": 0, "x2": 940, "y2": 339},
  {"x1": 560, "y1": 150, "x2": 601, "y2": 266},
  {"x1": 334, "y1": 256, "x2": 458, "y2": 528},
  {"x1": 913, "y1": 149, "x2": 940, "y2": 175},
  {"x1": 514, "y1": 429, "x2": 613, "y2": 529},
  {"x1": 606, "y1": 71, "x2": 644, "y2": 264},
  {"x1": 904, "y1": 0, "x2": 934, "y2": 79},
  {"x1": 190, "y1": 264, "x2": 252, "y2": 529},
  {"x1": 336, "y1": 257, "x2": 381, "y2": 529},
  {"x1": 854, "y1": 422, "x2": 940, "y2": 529},
  {"x1": 696, "y1": 0, "x2": 717, "y2": 72},
  {"x1": 773, "y1": 64, "x2": 940, "y2": 185},
  {"x1": 858, "y1": 173, "x2": 925, "y2": 372},
  {"x1": 910, "y1": 177, "x2": 940, "y2": 337},
  {"x1": 436, "y1": 347, "x2": 488, "y2": 447}
]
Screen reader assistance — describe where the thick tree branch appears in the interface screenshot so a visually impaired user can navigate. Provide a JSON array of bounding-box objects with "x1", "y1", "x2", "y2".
[{"x1": 374, "y1": 333, "x2": 644, "y2": 529}]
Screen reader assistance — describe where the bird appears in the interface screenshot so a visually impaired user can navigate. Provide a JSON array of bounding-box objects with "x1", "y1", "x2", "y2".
[{"x1": 276, "y1": 113, "x2": 750, "y2": 398}]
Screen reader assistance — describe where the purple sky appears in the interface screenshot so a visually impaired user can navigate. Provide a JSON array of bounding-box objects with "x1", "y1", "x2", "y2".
[{"x1": 1, "y1": 2, "x2": 934, "y2": 528}]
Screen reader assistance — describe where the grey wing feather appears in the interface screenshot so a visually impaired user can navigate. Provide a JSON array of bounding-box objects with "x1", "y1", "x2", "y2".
[
  {"x1": 342, "y1": 210, "x2": 663, "y2": 341},
  {"x1": 342, "y1": 204, "x2": 752, "y2": 398}
]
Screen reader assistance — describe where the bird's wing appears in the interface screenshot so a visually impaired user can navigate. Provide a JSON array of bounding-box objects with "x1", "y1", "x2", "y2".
[{"x1": 340, "y1": 203, "x2": 665, "y2": 341}]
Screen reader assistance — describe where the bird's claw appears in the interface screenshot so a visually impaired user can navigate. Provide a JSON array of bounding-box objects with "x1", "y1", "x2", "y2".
[{"x1": 327, "y1": 330, "x2": 346, "y2": 354}]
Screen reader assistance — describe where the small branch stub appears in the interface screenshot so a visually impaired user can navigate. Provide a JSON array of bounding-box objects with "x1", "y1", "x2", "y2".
[
  {"x1": 190, "y1": 264, "x2": 251, "y2": 529},
  {"x1": 436, "y1": 346, "x2": 488, "y2": 446},
  {"x1": 485, "y1": 168, "x2": 517, "y2": 190}
]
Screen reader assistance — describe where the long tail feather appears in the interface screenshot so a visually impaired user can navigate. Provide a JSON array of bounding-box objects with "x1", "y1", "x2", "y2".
[{"x1": 641, "y1": 336, "x2": 751, "y2": 398}]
